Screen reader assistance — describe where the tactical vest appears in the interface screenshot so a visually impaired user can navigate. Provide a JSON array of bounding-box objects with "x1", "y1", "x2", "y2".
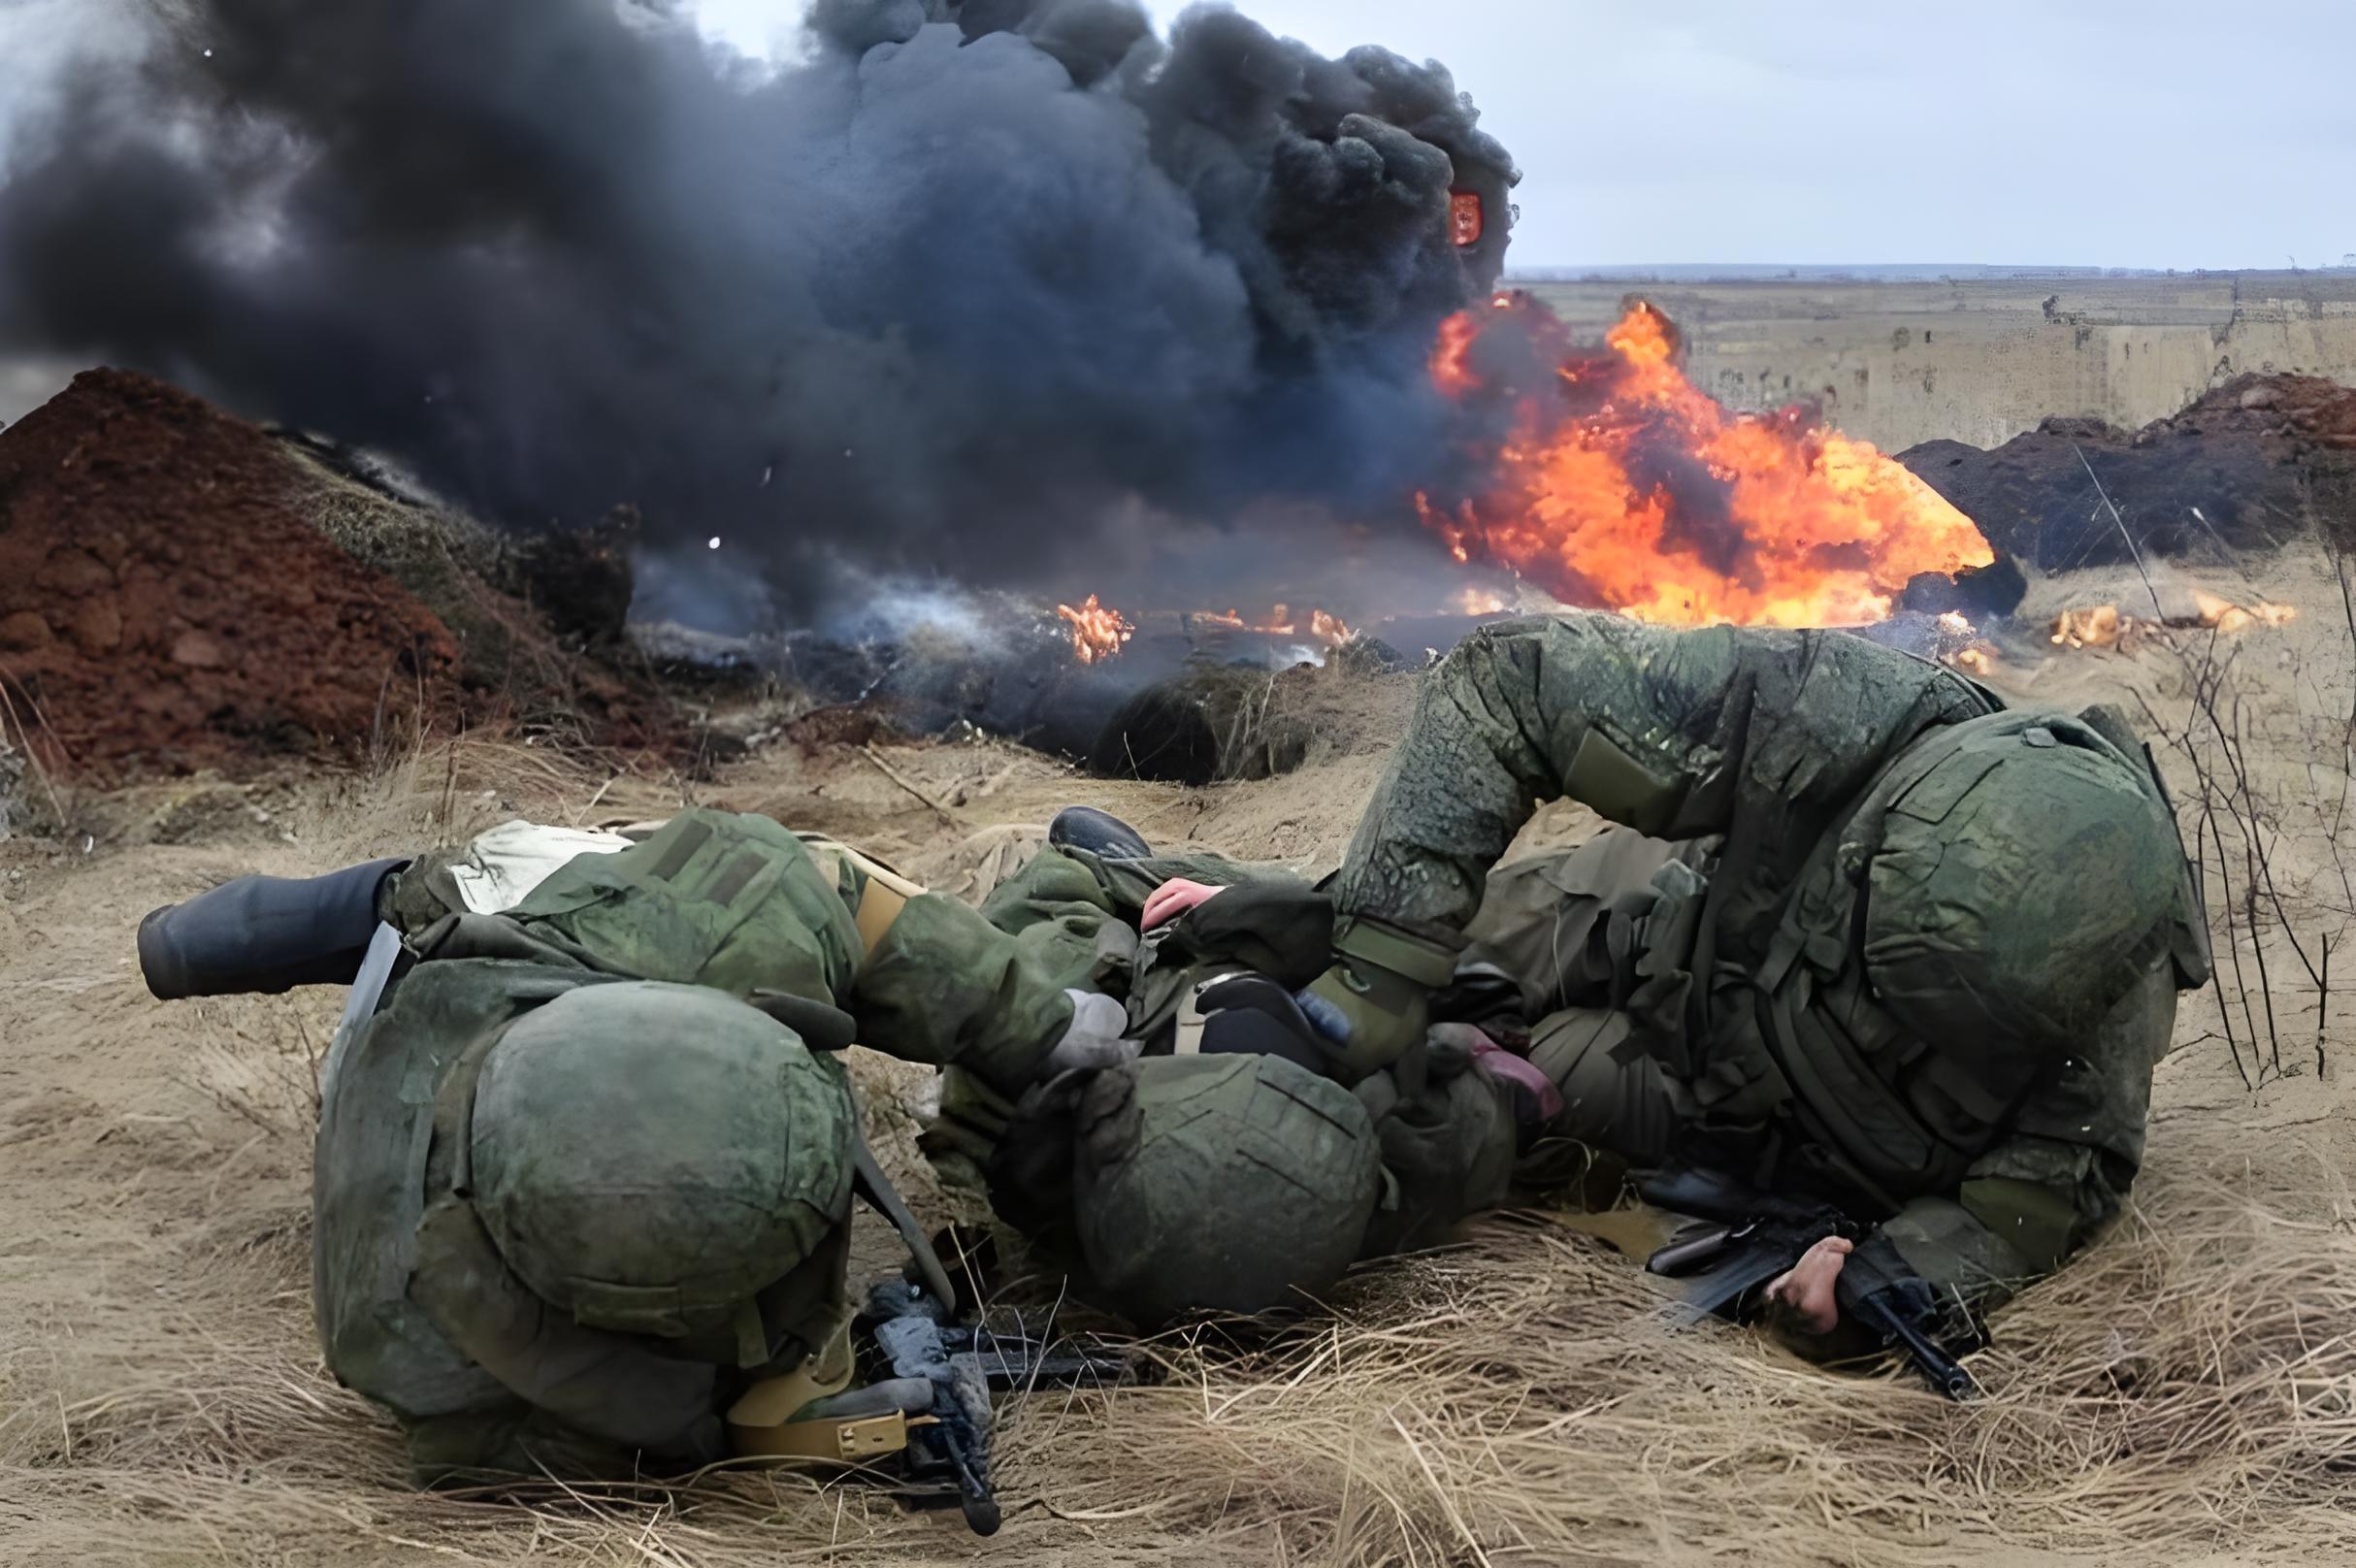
[
  {"x1": 1681, "y1": 709, "x2": 2204, "y2": 1212},
  {"x1": 313, "y1": 957, "x2": 851, "y2": 1481}
]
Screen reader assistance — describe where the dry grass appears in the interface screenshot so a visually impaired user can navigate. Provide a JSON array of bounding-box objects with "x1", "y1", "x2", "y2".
[{"x1": 4, "y1": 1166, "x2": 2353, "y2": 1567}]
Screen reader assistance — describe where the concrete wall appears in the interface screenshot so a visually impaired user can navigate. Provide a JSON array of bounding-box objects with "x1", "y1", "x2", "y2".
[{"x1": 1521, "y1": 272, "x2": 2356, "y2": 453}]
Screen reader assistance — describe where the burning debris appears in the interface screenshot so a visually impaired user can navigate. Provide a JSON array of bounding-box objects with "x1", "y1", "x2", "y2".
[
  {"x1": 2050, "y1": 591, "x2": 2298, "y2": 651},
  {"x1": 1416, "y1": 296, "x2": 1995, "y2": 627},
  {"x1": 1056, "y1": 595, "x2": 1134, "y2": 666},
  {"x1": 1054, "y1": 598, "x2": 1357, "y2": 666},
  {"x1": 1189, "y1": 606, "x2": 1357, "y2": 645}
]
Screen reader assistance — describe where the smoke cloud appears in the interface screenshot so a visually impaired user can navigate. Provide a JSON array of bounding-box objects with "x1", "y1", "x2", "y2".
[{"x1": 0, "y1": 0, "x2": 1516, "y2": 621}]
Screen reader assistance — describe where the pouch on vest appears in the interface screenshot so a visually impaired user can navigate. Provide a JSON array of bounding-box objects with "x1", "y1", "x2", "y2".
[{"x1": 507, "y1": 811, "x2": 858, "y2": 997}]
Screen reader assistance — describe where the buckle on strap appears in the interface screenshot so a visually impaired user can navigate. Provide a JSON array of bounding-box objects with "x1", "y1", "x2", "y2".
[
  {"x1": 727, "y1": 1320, "x2": 912, "y2": 1463},
  {"x1": 730, "y1": 1409, "x2": 910, "y2": 1463}
]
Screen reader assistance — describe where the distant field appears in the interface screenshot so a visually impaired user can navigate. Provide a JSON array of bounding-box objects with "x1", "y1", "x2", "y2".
[
  {"x1": 11, "y1": 273, "x2": 2355, "y2": 458},
  {"x1": 1516, "y1": 269, "x2": 2356, "y2": 452}
]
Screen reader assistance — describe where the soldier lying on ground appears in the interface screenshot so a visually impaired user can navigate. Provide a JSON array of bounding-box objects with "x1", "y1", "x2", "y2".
[
  {"x1": 137, "y1": 809, "x2": 1185, "y2": 1483},
  {"x1": 142, "y1": 800, "x2": 1507, "y2": 1384},
  {"x1": 1090, "y1": 611, "x2": 2209, "y2": 1359}
]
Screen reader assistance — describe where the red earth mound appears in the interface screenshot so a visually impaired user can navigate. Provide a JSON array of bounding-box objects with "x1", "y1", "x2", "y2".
[
  {"x1": 0, "y1": 370, "x2": 465, "y2": 783},
  {"x1": 0, "y1": 370, "x2": 677, "y2": 784}
]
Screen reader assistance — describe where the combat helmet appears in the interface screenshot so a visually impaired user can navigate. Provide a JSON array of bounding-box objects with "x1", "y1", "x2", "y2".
[
  {"x1": 1074, "y1": 1052, "x2": 1381, "y2": 1325},
  {"x1": 465, "y1": 981, "x2": 855, "y2": 1353},
  {"x1": 1854, "y1": 708, "x2": 2198, "y2": 1061}
]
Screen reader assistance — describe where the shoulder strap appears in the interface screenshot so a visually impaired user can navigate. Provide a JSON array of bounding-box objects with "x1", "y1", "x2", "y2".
[{"x1": 852, "y1": 1136, "x2": 959, "y2": 1311}]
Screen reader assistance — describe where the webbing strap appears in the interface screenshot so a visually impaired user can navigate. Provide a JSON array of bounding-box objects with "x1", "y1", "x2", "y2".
[
  {"x1": 728, "y1": 1409, "x2": 908, "y2": 1463},
  {"x1": 321, "y1": 922, "x2": 405, "y2": 1106},
  {"x1": 854, "y1": 879, "x2": 910, "y2": 956},
  {"x1": 852, "y1": 1137, "x2": 958, "y2": 1311},
  {"x1": 424, "y1": 1021, "x2": 512, "y2": 1199},
  {"x1": 1170, "y1": 965, "x2": 1247, "y2": 1056},
  {"x1": 804, "y1": 837, "x2": 925, "y2": 957},
  {"x1": 1331, "y1": 915, "x2": 1458, "y2": 988},
  {"x1": 1682, "y1": 670, "x2": 1761, "y2": 1039},
  {"x1": 1174, "y1": 987, "x2": 1207, "y2": 1056},
  {"x1": 727, "y1": 1321, "x2": 909, "y2": 1464}
]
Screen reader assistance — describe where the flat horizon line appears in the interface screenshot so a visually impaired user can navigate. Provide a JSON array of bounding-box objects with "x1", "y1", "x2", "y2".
[{"x1": 1504, "y1": 262, "x2": 2356, "y2": 280}]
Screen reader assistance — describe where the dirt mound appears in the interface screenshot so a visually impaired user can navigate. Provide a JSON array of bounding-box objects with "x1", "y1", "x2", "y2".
[
  {"x1": 0, "y1": 370, "x2": 680, "y2": 783},
  {"x1": 1900, "y1": 372, "x2": 2356, "y2": 571},
  {"x1": 0, "y1": 370, "x2": 465, "y2": 782}
]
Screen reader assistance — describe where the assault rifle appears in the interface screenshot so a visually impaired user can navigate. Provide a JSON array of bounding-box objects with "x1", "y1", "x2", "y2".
[
  {"x1": 1638, "y1": 1166, "x2": 1983, "y2": 1399},
  {"x1": 738, "y1": 1156, "x2": 1136, "y2": 1534},
  {"x1": 863, "y1": 1278, "x2": 1134, "y2": 1535}
]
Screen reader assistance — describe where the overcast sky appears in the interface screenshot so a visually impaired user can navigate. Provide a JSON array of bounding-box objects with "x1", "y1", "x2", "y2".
[{"x1": 691, "y1": 0, "x2": 2356, "y2": 270}]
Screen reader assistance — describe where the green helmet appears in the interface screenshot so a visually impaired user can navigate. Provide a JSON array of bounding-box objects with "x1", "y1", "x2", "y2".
[
  {"x1": 467, "y1": 981, "x2": 854, "y2": 1342},
  {"x1": 1861, "y1": 712, "x2": 2184, "y2": 1055},
  {"x1": 1075, "y1": 1053, "x2": 1381, "y2": 1325}
]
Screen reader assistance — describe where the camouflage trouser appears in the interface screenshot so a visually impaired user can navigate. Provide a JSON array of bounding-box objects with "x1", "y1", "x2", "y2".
[
  {"x1": 971, "y1": 837, "x2": 1306, "y2": 997},
  {"x1": 1461, "y1": 829, "x2": 1711, "y2": 1172}
]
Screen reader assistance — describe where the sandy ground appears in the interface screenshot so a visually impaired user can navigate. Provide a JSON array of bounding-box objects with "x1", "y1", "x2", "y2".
[{"x1": 5, "y1": 558, "x2": 2356, "y2": 1566}]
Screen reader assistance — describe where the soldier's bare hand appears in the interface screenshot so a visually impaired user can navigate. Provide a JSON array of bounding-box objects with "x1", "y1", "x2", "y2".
[
  {"x1": 1764, "y1": 1234, "x2": 1852, "y2": 1336},
  {"x1": 1142, "y1": 878, "x2": 1224, "y2": 930}
]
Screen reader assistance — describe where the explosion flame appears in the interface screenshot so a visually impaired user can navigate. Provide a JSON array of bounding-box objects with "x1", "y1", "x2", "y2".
[{"x1": 1419, "y1": 296, "x2": 1994, "y2": 627}]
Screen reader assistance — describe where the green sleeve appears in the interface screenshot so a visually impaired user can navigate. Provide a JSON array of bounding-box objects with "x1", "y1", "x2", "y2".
[
  {"x1": 1331, "y1": 613, "x2": 1992, "y2": 940},
  {"x1": 974, "y1": 845, "x2": 1135, "y2": 996},
  {"x1": 850, "y1": 893, "x2": 1079, "y2": 1096},
  {"x1": 1881, "y1": 965, "x2": 2171, "y2": 1318}
]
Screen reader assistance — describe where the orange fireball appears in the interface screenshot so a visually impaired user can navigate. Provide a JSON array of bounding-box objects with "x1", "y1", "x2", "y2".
[{"x1": 1421, "y1": 296, "x2": 1992, "y2": 628}]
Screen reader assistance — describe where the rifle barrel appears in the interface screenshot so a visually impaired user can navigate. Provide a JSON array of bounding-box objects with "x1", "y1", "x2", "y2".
[{"x1": 1852, "y1": 1291, "x2": 1977, "y2": 1400}]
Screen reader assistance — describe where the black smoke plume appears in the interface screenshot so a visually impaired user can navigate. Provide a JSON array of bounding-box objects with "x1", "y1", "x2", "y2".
[{"x1": 0, "y1": 0, "x2": 1517, "y2": 625}]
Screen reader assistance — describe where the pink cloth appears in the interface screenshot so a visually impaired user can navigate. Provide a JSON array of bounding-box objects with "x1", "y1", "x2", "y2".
[{"x1": 1469, "y1": 1032, "x2": 1564, "y2": 1122}]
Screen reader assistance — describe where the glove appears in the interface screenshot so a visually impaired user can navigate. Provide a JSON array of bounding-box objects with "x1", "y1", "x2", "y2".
[
  {"x1": 1189, "y1": 972, "x2": 1340, "y2": 1074},
  {"x1": 1300, "y1": 913, "x2": 1462, "y2": 1085},
  {"x1": 1352, "y1": 1027, "x2": 1521, "y2": 1257},
  {"x1": 1160, "y1": 880, "x2": 1334, "y2": 989},
  {"x1": 1042, "y1": 989, "x2": 1137, "y2": 1076},
  {"x1": 984, "y1": 1056, "x2": 1141, "y2": 1244}
]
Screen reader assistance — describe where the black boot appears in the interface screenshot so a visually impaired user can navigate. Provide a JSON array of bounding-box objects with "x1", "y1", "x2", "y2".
[
  {"x1": 138, "y1": 857, "x2": 410, "y2": 1000},
  {"x1": 1047, "y1": 805, "x2": 1151, "y2": 861}
]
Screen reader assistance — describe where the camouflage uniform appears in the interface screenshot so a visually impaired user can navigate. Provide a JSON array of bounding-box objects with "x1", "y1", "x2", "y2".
[
  {"x1": 1327, "y1": 612, "x2": 2209, "y2": 1323},
  {"x1": 317, "y1": 808, "x2": 1096, "y2": 1481}
]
